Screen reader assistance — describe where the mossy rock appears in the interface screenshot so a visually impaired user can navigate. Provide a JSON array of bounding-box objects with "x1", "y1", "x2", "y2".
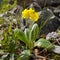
[{"x1": 34, "y1": 38, "x2": 55, "y2": 50}]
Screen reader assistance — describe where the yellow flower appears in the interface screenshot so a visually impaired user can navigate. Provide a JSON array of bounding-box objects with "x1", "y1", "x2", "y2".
[
  {"x1": 34, "y1": 12, "x2": 39, "y2": 21},
  {"x1": 28, "y1": 8, "x2": 35, "y2": 14},
  {"x1": 30, "y1": 12, "x2": 39, "y2": 21},
  {"x1": 22, "y1": 9, "x2": 29, "y2": 19},
  {"x1": 22, "y1": 8, "x2": 39, "y2": 21}
]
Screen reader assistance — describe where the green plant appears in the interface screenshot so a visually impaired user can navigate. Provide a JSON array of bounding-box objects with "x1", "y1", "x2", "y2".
[
  {"x1": 57, "y1": 30, "x2": 60, "y2": 35},
  {"x1": 20, "y1": 50, "x2": 31, "y2": 60},
  {"x1": 34, "y1": 38, "x2": 55, "y2": 50},
  {"x1": 13, "y1": 23, "x2": 39, "y2": 50},
  {"x1": 0, "y1": 4, "x2": 55, "y2": 60},
  {"x1": 0, "y1": 0, "x2": 17, "y2": 13}
]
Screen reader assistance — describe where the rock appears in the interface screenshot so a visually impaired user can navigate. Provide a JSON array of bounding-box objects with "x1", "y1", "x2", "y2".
[
  {"x1": 17, "y1": 0, "x2": 33, "y2": 8},
  {"x1": 54, "y1": 8, "x2": 60, "y2": 18},
  {"x1": 37, "y1": 8, "x2": 60, "y2": 35},
  {"x1": 46, "y1": 32, "x2": 59, "y2": 40},
  {"x1": 40, "y1": 17, "x2": 60, "y2": 35},
  {"x1": 29, "y1": 2, "x2": 42, "y2": 12},
  {"x1": 17, "y1": 0, "x2": 60, "y2": 7},
  {"x1": 53, "y1": 45, "x2": 60, "y2": 54},
  {"x1": 35, "y1": 0, "x2": 60, "y2": 7},
  {"x1": 48, "y1": 6, "x2": 60, "y2": 19}
]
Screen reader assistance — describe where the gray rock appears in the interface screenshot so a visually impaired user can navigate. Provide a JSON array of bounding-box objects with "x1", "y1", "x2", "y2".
[
  {"x1": 35, "y1": 0, "x2": 60, "y2": 7},
  {"x1": 53, "y1": 45, "x2": 60, "y2": 54},
  {"x1": 54, "y1": 8, "x2": 60, "y2": 18},
  {"x1": 37, "y1": 8, "x2": 60, "y2": 35},
  {"x1": 17, "y1": 0, "x2": 60, "y2": 8},
  {"x1": 46, "y1": 32, "x2": 59, "y2": 40}
]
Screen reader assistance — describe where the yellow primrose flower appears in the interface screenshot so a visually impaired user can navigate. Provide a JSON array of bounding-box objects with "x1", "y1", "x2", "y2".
[
  {"x1": 22, "y1": 9, "x2": 29, "y2": 19},
  {"x1": 28, "y1": 8, "x2": 35, "y2": 14},
  {"x1": 22, "y1": 8, "x2": 39, "y2": 21},
  {"x1": 34, "y1": 12, "x2": 39, "y2": 21},
  {"x1": 30, "y1": 12, "x2": 39, "y2": 21}
]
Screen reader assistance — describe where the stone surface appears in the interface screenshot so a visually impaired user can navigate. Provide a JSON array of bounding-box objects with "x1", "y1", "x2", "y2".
[
  {"x1": 54, "y1": 8, "x2": 60, "y2": 18},
  {"x1": 46, "y1": 32, "x2": 59, "y2": 40},
  {"x1": 35, "y1": 0, "x2": 60, "y2": 7},
  {"x1": 53, "y1": 45, "x2": 60, "y2": 54},
  {"x1": 37, "y1": 8, "x2": 60, "y2": 35}
]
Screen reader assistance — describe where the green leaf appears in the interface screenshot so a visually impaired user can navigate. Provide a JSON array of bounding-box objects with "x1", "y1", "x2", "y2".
[
  {"x1": 9, "y1": 53, "x2": 14, "y2": 60},
  {"x1": 13, "y1": 29, "x2": 27, "y2": 44},
  {"x1": 20, "y1": 50, "x2": 31, "y2": 60},
  {"x1": 29, "y1": 23, "x2": 39, "y2": 41},
  {"x1": 24, "y1": 28, "x2": 30, "y2": 41},
  {"x1": 9, "y1": 40, "x2": 16, "y2": 53},
  {"x1": 2, "y1": 31, "x2": 8, "y2": 44},
  {"x1": 58, "y1": 30, "x2": 60, "y2": 36},
  {"x1": 34, "y1": 38, "x2": 55, "y2": 50},
  {"x1": 8, "y1": 21, "x2": 13, "y2": 34}
]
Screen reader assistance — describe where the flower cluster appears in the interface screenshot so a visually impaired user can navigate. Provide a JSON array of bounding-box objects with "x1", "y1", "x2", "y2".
[{"x1": 22, "y1": 8, "x2": 39, "y2": 21}]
